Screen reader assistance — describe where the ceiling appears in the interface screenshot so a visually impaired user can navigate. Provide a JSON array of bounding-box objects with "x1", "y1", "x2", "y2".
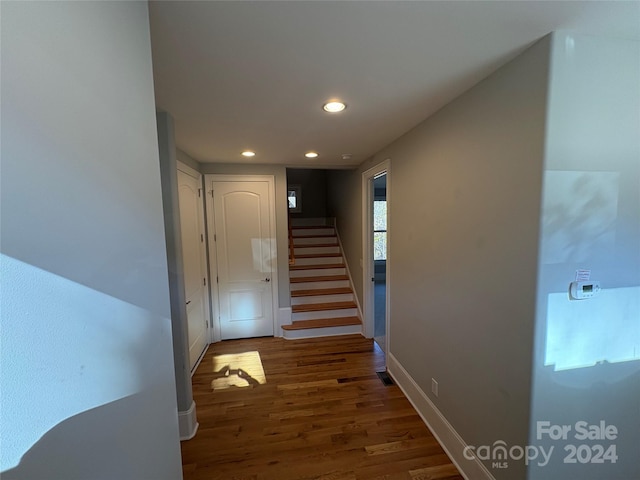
[{"x1": 149, "y1": 1, "x2": 639, "y2": 168}]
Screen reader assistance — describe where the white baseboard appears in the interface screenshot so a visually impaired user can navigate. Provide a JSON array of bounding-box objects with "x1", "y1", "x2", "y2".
[
  {"x1": 190, "y1": 343, "x2": 210, "y2": 377},
  {"x1": 178, "y1": 400, "x2": 199, "y2": 441},
  {"x1": 277, "y1": 306, "x2": 292, "y2": 336},
  {"x1": 387, "y1": 353, "x2": 495, "y2": 480}
]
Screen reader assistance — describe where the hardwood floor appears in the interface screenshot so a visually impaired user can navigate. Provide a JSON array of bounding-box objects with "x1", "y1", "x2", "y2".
[{"x1": 182, "y1": 335, "x2": 463, "y2": 480}]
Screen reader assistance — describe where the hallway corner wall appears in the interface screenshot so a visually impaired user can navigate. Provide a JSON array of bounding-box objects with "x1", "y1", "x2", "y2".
[
  {"x1": 528, "y1": 32, "x2": 640, "y2": 480},
  {"x1": 1, "y1": 2, "x2": 183, "y2": 478}
]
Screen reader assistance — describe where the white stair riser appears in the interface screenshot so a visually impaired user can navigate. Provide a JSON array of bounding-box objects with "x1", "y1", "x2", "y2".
[
  {"x1": 291, "y1": 293, "x2": 354, "y2": 306},
  {"x1": 294, "y1": 256, "x2": 343, "y2": 266},
  {"x1": 293, "y1": 237, "x2": 337, "y2": 245},
  {"x1": 289, "y1": 267, "x2": 346, "y2": 278},
  {"x1": 292, "y1": 308, "x2": 358, "y2": 321},
  {"x1": 290, "y1": 280, "x2": 350, "y2": 291},
  {"x1": 294, "y1": 246, "x2": 340, "y2": 255},
  {"x1": 293, "y1": 228, "x2": 335, "y2": 237},
  {"x1": 282, "y1": 324, "x2": 362, "y2": 340}
]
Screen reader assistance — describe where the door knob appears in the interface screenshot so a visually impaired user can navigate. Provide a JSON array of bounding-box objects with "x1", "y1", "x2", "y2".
[{"x1": 262, "y1": 277, "x2": 271, "y2": 282}]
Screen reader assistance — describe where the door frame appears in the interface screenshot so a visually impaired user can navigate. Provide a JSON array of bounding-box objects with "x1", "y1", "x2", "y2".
[
  {"x1": 177, "y1": 161, "x2": 211, "y2": 371},
  {"x1": 204, "y1": 174, "x2": 279, "y2": 343},
  {"x1": 362, "y1": 160, "x2": 391, "y2": 358}
]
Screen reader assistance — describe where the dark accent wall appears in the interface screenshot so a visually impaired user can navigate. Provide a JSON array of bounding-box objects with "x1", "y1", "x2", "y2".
[{"x1": 287, "y1": 168, "x2": 328, "y2": 219}]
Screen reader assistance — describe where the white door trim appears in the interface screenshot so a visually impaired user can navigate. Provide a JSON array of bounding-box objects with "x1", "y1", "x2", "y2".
[
  {"x1": 362, "y1": 160, "x2": 391, "y2": 359},
  {"x1": 177, "y1": 161, "x2": 200, "y2": 179},
  {"x1": 204, "y1": 174, "x2": 279, "y2": 342}
]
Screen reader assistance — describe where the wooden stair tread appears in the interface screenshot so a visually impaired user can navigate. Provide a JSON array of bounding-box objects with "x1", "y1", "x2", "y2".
[
  {"x1": 290, "y1": 275, "x2": 349, "y2": 283},
  {"x1": 281, "y1": 316, "x2": 361, "y2": 330},
  {"x1": 294, "y1": 243, "x2": 338, "y2": 248},
  {"x1": 292, "y1": 225, "x2": 334, "y2": 229},
  {"x1": 293, "y1": 234, "x2": 337, "y2": 239},
  {"x1": 295, "y1": 253, "x2": 343, "y2": 259},
  {"x1": 290, "y1": 263, "x2": 344, "y2": 271},
  {"x1": 291, "y1": 287, "x2": 353, "y2": 297},
  {"x1": 292, "y1": 301, "x2": 357, "y2": 313}
]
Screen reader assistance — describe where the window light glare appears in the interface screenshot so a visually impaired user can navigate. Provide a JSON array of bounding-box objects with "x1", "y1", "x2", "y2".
[
  {"x1": 323, "y1": 101, "x2": 346, "y2": 113},
  {"x1": 305, "y1": 152, "x2": 319, "y2": 158},
  {"x1": 241, "y1": 151, "x2": 256, "y2": 157}
]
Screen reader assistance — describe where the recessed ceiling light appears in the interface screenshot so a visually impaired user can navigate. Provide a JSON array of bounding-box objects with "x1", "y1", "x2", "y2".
[
  {"x1": 241, "y1": 151, "x2": 255, "y2": 157},
  {"x1": 305, "y1": 152, "x2": 319, "y2": 158},
  {"x1": 323, "y1": 101, "x2": 346, "y2": 113}
]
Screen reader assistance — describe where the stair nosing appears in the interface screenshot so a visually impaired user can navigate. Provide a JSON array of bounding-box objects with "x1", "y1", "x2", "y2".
[
  {"x1": 292, "y1": 225, "x2": 335, "y2": 230},
  {"x1": 291, "y1": 287, "x2": 353, "y2": 297},
  {"x1": 294, "y1": 243, "x2": 339, "y2": 248},
  {"x1": 295, "y1": 253, "x2": 343, "y2": 259},
  {"x1": 290, "y1": 263, "x2": 344, "y2": 271},
  {"x1": 291, "y1": 301, "x2": 357, "y2": 313},
  {"x1": 292, "y1": 234, "x2": 337, "y2": 239},
  {"x1": 289, "y1": 275, "x2": 349, "y2": 283}
]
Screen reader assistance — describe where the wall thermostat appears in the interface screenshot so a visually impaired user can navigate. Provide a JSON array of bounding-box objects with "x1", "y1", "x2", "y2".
[{"x1": 569, "y1": 281, "x2": 601, "y2": 300}]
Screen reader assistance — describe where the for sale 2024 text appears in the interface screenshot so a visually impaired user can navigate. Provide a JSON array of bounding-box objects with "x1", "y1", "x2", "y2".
[{"x1": 537, "y1": 420, "x2": 618, "y2": 465}]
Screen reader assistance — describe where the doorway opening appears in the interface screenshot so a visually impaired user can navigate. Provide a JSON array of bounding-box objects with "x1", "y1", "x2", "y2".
[
  {"x1": 362, "y1": 160, "x2": 390, "y2": 368},
  {"x1": 372, "y1": 173, "x2": 387, "y2": 353}
]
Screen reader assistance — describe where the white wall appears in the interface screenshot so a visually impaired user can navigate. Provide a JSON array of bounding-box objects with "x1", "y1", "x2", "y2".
[
  {"x1": 0, "y1": 2, "x2": 183, "y2": 478},
  {"x1": 528, "y1": 33, "x2": 640, "y2": 480}
]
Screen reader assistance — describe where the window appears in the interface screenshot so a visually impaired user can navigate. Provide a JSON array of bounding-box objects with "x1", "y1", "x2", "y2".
[
  {"x1": 288, "y1": 185, "x2": 301, "y2": 213},
  {"x1": 374, "y1": 200, "x2": 387, "y2": 260}
]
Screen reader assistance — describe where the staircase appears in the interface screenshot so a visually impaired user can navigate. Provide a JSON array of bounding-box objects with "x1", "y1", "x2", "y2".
[{"x1": 283, "y1": 222, "x2": 362, "y2": 339}]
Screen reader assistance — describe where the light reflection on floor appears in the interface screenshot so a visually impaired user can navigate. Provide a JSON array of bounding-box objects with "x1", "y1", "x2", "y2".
[{"x1": 211, "y1": 351, "x2": 266, "y2": 390}]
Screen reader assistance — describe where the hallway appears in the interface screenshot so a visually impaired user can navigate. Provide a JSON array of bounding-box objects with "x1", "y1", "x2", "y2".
[{"x1": 181, "y1": 335, "x2": 463, "y2": 480}]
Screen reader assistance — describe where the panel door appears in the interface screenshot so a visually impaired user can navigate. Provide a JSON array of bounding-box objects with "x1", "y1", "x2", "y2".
[
  {"x1": 178, "y1": 169, "x2": 209, "y2": 370},
  {"x1": 212, "y1": 181, "x2": 274, "y2": 340}
]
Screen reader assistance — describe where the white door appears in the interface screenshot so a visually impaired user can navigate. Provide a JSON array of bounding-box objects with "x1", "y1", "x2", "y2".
[
  {"x1": 210, "y1": 180, "x2": 275, "y2": 340},
  {"x1": 178, "y1": 167, "x2": 210, "y2": 371}
]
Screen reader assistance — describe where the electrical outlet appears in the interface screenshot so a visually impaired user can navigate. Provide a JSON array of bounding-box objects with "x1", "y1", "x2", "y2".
[{"x1": 431, "y1": 378, "x2": 438, "y2": 397}]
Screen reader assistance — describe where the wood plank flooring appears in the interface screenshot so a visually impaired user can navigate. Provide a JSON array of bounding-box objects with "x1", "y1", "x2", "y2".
[{"x1": 182, "y1": 335, "x2": 463, "y2": 480}]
